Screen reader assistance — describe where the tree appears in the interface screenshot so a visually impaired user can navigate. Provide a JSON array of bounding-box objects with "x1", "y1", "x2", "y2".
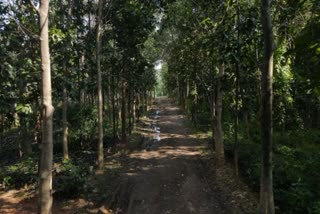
[
  {"x1": 96, "y1": 0, "x2": 104, "y2": 170},
  {"x1": 30, "y1": 0, "x2": 54, "y2": 213},
  {"x1": 62, "y1": 0, "x2": 73, "y2": 161},
  {"x1": 259, "y1": 0, "x2": 275, "y2": 213},
  {"x1": 213, "y1": 64, "x2": 225, "y2": 166}
]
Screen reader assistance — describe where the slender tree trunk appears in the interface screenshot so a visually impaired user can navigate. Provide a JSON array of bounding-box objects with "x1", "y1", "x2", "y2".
[
  {"x1": 62, "y1": 58, "x2": 69, "y2": 161},
  {"x1": 259, "y1": 0, "x2": 275, "y2": 213},
  {"x1": 233, "y1": 65, "x2": 239, "y2": 176},
  {"x1": 146, "y1": 91, "x2": 149, "y2": 111},
  {"x1": 112, "y1": 70, "x2": 117, "y2": 141},
  {"x1": 37, "y1": 1, "x2": 54, "y2": 213},
  {"x1": 136, "y1": 93, "x2": 140, "y2": 122},
  {"x1": 145, "y1": 91, "x2": 148, "y2": 111},
  {"x1": 234, "y1": 63, "x2": 239, "y2": 176},
  {"x1": 96, "y1": 0, "x2": 104, "y2": 170},
  {"x1": 214, "y1": 65, "x2": 225, "y2": 166},
  {"x1": 234, "y1": 2, "x2": 240, "y2": 176},
  {"x1": 61, "y1": 0, "x2": 73, "y2": 162},
  {"x1": 117, "y1": 89, "x2": 121, "y2": 133},
  {"x1": 79, "y1": 56, "x2": 85, "y2": 104},
  {"x1": 1, "y1": 114, "x2": 4, "y2": 133},
  {"x1": 111, "y1": 39, "x2": 117, "y2": 141},
  {"x1": 121, "y1": 79, "x2": 127, "y2": 144},
  {"x1": 62, "y1": 85, "x2": 69, "y2": 160},
  {"x1": 18, "y1": 75, "x2": 32, "y2": 157},
  {"x1": 210, "y1": 71, "x2": 215, "y2": 148},
  {"x1": 211, "y1": 91, "x2": 216, "y2": 149},
  {"x1": 185, "y1": 79, "x2": 189, "y2": 112},
  {"x1": 132, "y1": 94, "x2": 136, "y2": 130},
  {"x1": 107, "y1": 72, "x2": 112, "y2": 122},
  {"x1": 128, "y1": 84, "x2": 132, "y2": 134},
  {"x1": 149, "y1": 91, "x2": 152, "y2": 106}
]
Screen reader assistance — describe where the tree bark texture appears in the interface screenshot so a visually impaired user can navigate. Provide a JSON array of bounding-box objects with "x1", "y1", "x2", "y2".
[
  {"x1": 132, "y1": 96, "x2": 136, "y2": 130},
  {"x1": 234, "y1": 62, "x2": 239, "y2": 177},
  {"x1": 121, "y1": 79, "x2": 127, "y2": 144},
  {"x1": 112, "y1": 71, "x2": 117, "y2": 141},
  {"x1": 96, "y1": 0, "x2": 104, "y2": 170},
  {"x1": 260, "y1": 0, "x2": 275, "y2": 213},
  {"x1": 62, "y1": 85, "x2": 69, "y2": 160},
  {"x1": 38, "y1": 0, "x2": 54, "y2": 213},
  {"x1": 214, "y1": 65, "x2": 225, "y2": 166},
  {"x1": 234, "y1": 2, "x2": 240, "y2": 176},
  {"x1": 62, "y1": 0, "x2": 73, "y2": 160}
]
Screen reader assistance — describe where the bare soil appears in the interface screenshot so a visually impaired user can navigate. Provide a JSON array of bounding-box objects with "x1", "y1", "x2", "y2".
[
  {"x1": 0, "y1": 97, "x2": 257, "y2": 213},
  {"x1": 103, "y1": 97, "x2": 258, "y2": 213}
]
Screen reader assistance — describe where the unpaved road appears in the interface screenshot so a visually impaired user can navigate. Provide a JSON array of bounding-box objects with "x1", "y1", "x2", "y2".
[
  {"x1": 0, "y1": 97, "x2": 255, "y2": 214},
  {"x1": 119, "y1": 98, "x2": 238, "y2": 214}
]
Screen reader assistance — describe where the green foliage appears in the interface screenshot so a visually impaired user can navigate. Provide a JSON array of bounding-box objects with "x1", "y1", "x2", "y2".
[
  {"x1": 15, "y1": 104, "x2": 33, "y2": 115},
  {"x1": 1, "y1": 0, "x2": 319, "y2": 212},
  {"x1": 54, "y1": 103, "x2": 98, "y2": 151},
  {"x1": 53, "y1": 159, "x2": 88, "y2": 198},
  {"x1": 224, "y1": 128, "x2": 320, "y2": 213},
  {"x1": 0, "y1": 157, "x2": 38, "y2": 189}
]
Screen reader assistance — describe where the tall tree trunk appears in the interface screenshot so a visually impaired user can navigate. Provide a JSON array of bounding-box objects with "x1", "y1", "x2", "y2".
[
  {"x1": 214, "y1": 65, "x2": 225, "y2": 166},
  {"x1": 128, "y1": 83, "x2": 132, "y2": 134},
  {"x1": 107, "y1": 71, "x2": 112, "y2": 122},
  {"x1": 18, "y1": 75, "x2": 32, "y2": 157},
  {"x1": 96, "y1": 0, "x2": 104, "y2": 170},
  {"x1": 112, "y1": 69, "x2": 117, "y2": 141},
  {"x1": 61, "y1": 0, "x2": 73, "y2": 162},
  {"x1": 132, "y1": 94, "x2": 136, "y2": 130},
  {"x1": 79, "y1": 55, "x2": 85, "y2": 104},
  {"x1": 62, "y1": 85, "x2": 69, "y2": 160},
  {"x1": 234, "y1": 69, "x2": 239, "y2": 176},
  {"x1": 37, "y1": 1, "x2": 54, "y2": 213},
  {"x1": 185, "y1": 79, "x2": 189, "y2": 112},
  {"x1": 117, "y1": 89, "x2": 121, "y2": 134},
  {"x1": 260, "y1": 0, "x2": 275, "y2": 213},
  {"x1": 136, "y1": 93, "x2": 141, "y2": 122},
  {"x1": 211, "y1": 90, "x2": 216, "y2": 149},
  {"x1": 146, "y1": 91, "x2": 149, "y2": 111},
  {"x1": 145, "y1": 91, "x2": 148, "y2": 111},
  {"x1": 234, "y1": 1, "x2": 240, "y2": 177},
  {"x1": 121, "y1": 79, "x2": 127, "y2": 144}
]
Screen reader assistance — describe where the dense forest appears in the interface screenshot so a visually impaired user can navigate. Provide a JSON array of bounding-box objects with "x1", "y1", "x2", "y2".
[{"x1": 0, "y1": 0, "x2": 319, "y2": 213}]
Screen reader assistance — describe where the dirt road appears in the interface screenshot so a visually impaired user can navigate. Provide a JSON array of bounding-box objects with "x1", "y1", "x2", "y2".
[
  {"x1": 0, "y1": 97, "x2": 256, "y2": 214},
  {"x1": 118, "y1": 98, "x2": 238, "y2": 214}
]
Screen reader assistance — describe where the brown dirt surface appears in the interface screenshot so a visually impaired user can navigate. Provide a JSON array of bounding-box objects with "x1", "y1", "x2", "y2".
[
  {"x1": 0, "y1": 97, "x2": 258, "y2": 213},
  {"x1": 105, "y1": 97, "x2": 258, "y2": 213}
]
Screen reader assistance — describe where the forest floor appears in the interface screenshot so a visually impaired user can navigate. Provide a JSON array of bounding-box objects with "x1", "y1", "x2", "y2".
[{"x1": 0, "y1": 97, "x2": 257, "y2": 213}]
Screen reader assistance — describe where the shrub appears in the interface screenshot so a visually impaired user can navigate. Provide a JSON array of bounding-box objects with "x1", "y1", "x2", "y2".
[
  {"x1": 0, "y1": 157, "x2": 38, "y2": 189},
  {"x1": 53, "y1": 159, "x2": 88, "y2": 198}
]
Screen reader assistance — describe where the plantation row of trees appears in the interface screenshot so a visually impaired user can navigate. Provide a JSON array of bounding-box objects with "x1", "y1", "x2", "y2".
[
  {"x1": 1, "y1": 0, "x2": 161, "y2": 212},
  {"x1": 157, "y1": 0, "x2": 320, "y2": 213},
  {"x1": 1, "y1": 0, "x2": 320, "y2": 213},
  {"x1": 0, "y1": 0, "x2": 160, "y2": 152}
]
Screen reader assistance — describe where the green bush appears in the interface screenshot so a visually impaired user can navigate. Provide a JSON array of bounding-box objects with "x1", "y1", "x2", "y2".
[
  {"x1": 0, "y1": 157, "x2": 38, "y2": 189},
  {"x1": 53, "y1": 159, "x2": 88, "y2": 198},
  {"x1": 224, "y1": 128, "x2": 320, "y2": 214},
  {"x1": 65, "y1": 104, "x2": 98, "y2": 150}
]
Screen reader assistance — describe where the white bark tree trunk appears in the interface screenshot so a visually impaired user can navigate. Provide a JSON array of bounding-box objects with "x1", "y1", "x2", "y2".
[{"x1": 38, "y1": 0, "x2": 54, "y2": 213}]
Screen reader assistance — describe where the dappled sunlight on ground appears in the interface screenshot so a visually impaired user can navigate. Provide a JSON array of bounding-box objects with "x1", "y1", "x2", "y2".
[
  {"x1": 129, "y1": 144, "x2": 203, "y2": 160},
  {"x1": 0, "y1": 189, "x2": 36, "y2": 214},
  {"x1": 0, "y1": 97, "x2": 257, "y2": 213}
]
